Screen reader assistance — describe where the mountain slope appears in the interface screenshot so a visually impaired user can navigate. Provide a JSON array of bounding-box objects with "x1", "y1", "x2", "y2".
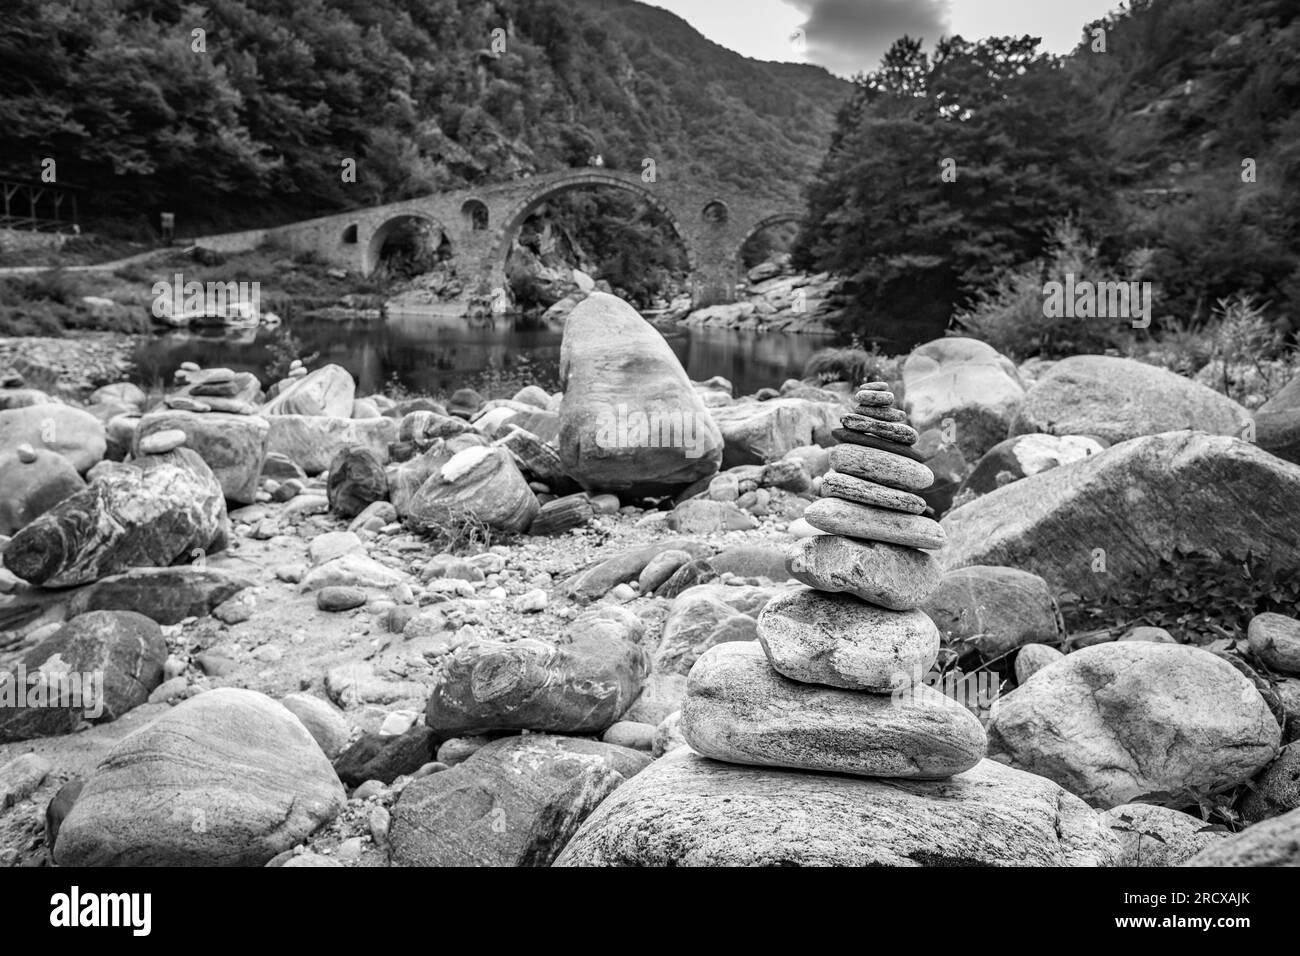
[{"x1": 0, "y1": 0, "x2": 851, "y2": 233}]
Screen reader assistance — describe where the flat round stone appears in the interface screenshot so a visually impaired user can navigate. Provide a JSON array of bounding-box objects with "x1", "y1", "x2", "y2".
[
  {"x1": 829, "y1": 444, "x2": 934, "y2": 492},
  {"x1": 853, "y1": 404, "x2": 908, "y2": 423},
  {"x1": 758, "y1": 586, "x2": 939, "y2": 690},
  {"x1": 139, "y1": 429, "x2": 187, "y2": 455},
  {"x1": 858, "y1": 382, "x2": 891, "y2": 393},
  {"x1": 166, "y1": 397, "x2": 211, "y2": 413},
  {"x1": 821, "y1": 471, "x2": 927, "y2": 514},
  {"x1": 833, "y1": 428, "x2": 926, "y2": 462},
  {"x1": 787, "y1": 534, "x2": 942, "y2": 610},
  {"x1": 805, "y1": 497, "x2": 946, "y2": 550},
  {"x1": 16, "y1": 442, "x2": 38, "y2": 464},
  {"x1": 854, "y1": 390, "x2": 896, "y2": 407},
  {"x1": 681, "y1": 642, "x2": 986, "y2": 779},
  {"x1": 841, "y1": 414, "x2": 920, "y2": 446}
]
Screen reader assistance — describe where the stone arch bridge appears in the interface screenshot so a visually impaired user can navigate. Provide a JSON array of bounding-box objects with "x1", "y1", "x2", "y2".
[{"x1": 192, "y1": 168, "x2": 802, "y2": 311}]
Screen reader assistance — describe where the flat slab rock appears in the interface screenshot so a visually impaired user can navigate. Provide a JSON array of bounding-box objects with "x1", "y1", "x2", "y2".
[
  {"x1": 942, "y1": 431, "x2": 1300, "y2": 598},
  {"x1": 681, "y1": 642, "x2": 985, "y2": 779},
  {"x1": 554, "y1": 748, "x2": 1119, "y2": 866},
  {"x1": 786, "y1": 534, "x2": 942, "y2": 611},
  {"x1": 757, "y1": 587, "x2": 939, "y2": 691}
]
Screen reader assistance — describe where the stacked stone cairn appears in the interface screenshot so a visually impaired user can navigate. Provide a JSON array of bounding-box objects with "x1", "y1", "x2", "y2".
[{"x1": 679, "y1": 382, "x2": 988, "y2": 780}]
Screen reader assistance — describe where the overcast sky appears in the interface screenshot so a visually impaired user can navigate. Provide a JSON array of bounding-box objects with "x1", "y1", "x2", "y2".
[{"x1": 650, "y1": 0, "x2": 1124, "y2": 76}]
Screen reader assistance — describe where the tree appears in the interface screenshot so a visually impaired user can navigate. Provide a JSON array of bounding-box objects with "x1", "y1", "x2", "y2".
[{"x1": 794, "y1": 35, "x2": 1110, "y2": 347}]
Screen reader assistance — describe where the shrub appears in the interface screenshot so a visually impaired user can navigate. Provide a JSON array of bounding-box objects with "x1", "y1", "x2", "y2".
[
  {"x1": 952, "y1": 219, "x2": 1130, "y2": 360},
  {"x1": 803, "y1": 347, "x2": 870, "y2": 385},
  {"x1": 1058, "y1": 548, "x2": 1300, "y2": 648}
]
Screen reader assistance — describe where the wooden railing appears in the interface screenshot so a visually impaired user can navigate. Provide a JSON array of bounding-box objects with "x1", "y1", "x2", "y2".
[{"x1": 0, "y1": 179, "x2": 82, "y2": 232}]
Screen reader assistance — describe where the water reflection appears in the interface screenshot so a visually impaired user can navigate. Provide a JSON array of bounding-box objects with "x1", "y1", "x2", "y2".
[{"x1": 130, "y1": 307, "x2": 841, "y2": 398}]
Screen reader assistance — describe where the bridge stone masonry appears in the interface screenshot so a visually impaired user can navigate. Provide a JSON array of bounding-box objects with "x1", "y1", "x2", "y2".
[{"x1": 189, "y1": 168, "x2": 802, "y2": 313}]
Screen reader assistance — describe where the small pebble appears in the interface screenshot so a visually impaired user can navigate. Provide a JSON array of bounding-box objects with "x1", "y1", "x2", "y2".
[
  {"x1": 352, "y1": 779, "x2": 387, "y2": 801},
  {"x1": 512, "y1": 589, "x2": 548, "y2": 613},
  {"x1": 368, "y1": 806, "x2": 391, "y2": 848},
  {"x1": 378, "y1": 711, "x2": 417, "y2": 737},
  {"x1": 317, "y1": 586, "x2": 367, "y2": 612}
]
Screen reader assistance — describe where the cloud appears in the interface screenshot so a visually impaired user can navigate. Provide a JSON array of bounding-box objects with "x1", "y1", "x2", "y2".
[{"x1": 789, "y1": 0, "x2": 952, "y2": 76}]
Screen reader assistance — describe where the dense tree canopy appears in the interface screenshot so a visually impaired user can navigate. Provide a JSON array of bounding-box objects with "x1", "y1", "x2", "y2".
[
  {"x1": 795, "y1": 0, "x2": 1300, "y2": 344},
  {"x1": 0, "y1": 0, "x2": 848, "y2": 235}
]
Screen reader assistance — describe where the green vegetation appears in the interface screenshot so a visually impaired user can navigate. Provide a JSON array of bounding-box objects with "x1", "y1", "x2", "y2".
[
  {"x1": 795, "y1": 0, "x2": 1300, "y2": 351},
  {"x1": 0, "y1": 0, "x2": 847, "y2": 239},
  {"x1": 1060, "y1": 548, "x2": 1300, "y2": 650},
  {"x1": 0, "y1": 269, "x2": 151, "y2": 336}
]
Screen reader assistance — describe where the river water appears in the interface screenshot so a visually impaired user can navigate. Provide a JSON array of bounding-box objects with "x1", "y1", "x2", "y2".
[{"x1": 129, "y1": 307, "x2": 840, "y2": 399}]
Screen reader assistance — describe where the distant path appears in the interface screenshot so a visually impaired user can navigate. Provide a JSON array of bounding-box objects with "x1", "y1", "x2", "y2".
[{"x1": 0, "y1": 245, "x2": 185, "y2": 277}]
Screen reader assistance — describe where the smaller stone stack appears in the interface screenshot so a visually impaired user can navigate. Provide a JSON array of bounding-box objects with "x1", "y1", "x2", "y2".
[{"x1": 680, "y1": 383, "x2": 988, "y2": 781}]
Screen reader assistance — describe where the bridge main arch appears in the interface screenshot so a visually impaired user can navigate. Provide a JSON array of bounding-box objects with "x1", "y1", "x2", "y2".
[
  {"x1": 363, "y1": 212, "x2": 453, "y2": 276},
  {"x1": 478, "y1": 170, "x2": 697, "y2": 301}
]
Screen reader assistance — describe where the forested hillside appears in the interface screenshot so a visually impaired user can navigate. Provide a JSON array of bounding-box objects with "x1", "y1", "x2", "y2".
[
  {"x1": 795, "y1": 0, "x2": 1300, "y2": 344},
  {"x1": 0, "y1": 0, "x2": 849, "y2": 235}
]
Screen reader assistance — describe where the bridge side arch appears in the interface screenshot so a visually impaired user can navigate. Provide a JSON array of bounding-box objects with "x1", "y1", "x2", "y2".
[
  {"x1": 736, "y1": 211, "x2": 805, "y2": 256},
  {"x1": 480, "y1": 172, "x2": 697, "y2": 295}
]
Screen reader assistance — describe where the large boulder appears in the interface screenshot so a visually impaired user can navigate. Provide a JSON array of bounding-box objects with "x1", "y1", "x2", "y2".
[
  {"x1": 405, "y1": 444, "x2": 538, "y2": 534},
  {"x1": 133, "y1": 410, "x2": 269, "y2": 504},
  {"x1": 920, "y1": 566, "x2": 1062, "y2": 658},
  {"x1": 557, "y1": 292, "x2": 723, "y2": 494},
  {"x1": 3, "y1": 449, "x2": 228, "y2": 588},
  {"x1": 52, "y1": 688, "x2": 346, "y2": 866},
  {"x1": 709, "y1": 397, "x2": 840, "y2": 467},
  {"x1": 0, "y1": 446, "x2": 85, "y2": 534},
  {"x1": 942, "y1": 432, "x2": 1300, "y2": 597},
  {"x1": 1256, "y1": 371, "x2": 1300, "y2": 464},
  {"x1": 902, "y1": 337, "x2": 1025, "y2": 460},
  {"x1": 1183, "y1": 807, "x2": 1300, "y2": 866},
  {"x1": 0, "y1": 610, "x2": 166, "y2": 742},
  {"x1": 425, "y1": 635, "x2": 650, "y2": 736},
  {"x1": 0, "y1": 403, "x2": 106, "y2": 474},
  {"x1": 1010, "y1": 355, "x2": 1252, "y2": 444},
  {"x1": 265, "y1": 415, "x2": 396, "y2": 476},
  {"x1": 388, "y1": 735, "x2": 649, "y2": 866},
  {"x1": 555, "y1": 748, "x2": 1119, "y2": 866},
  {"x1": 987, "y1": 642, "x2": 1281, "y2": 808},
  {"x1": 262, "y1": 364, "x2": 355, "y2": 417}
]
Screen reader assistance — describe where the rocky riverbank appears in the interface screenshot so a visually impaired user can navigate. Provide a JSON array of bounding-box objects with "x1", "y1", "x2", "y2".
[{"x1": 2, "y1": 290, "x2": 1300, "y2": 867}]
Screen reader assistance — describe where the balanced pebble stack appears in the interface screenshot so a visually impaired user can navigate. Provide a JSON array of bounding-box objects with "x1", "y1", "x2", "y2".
[{"x1": 679, "y1": 382, "x2": 988, "y2": 781}]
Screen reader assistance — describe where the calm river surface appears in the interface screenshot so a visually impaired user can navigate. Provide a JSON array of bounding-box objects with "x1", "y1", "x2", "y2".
[{"x1": 130, "y1": 307, "x2": 840, "y2": 398}]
